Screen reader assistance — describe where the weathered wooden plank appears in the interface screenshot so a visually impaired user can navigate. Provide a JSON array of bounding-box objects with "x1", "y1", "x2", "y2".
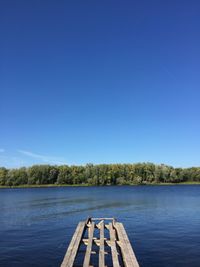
[
  {"x1": 115, "y1": 222, "x2": 139, "y2": 267},
  {"x1": 109, "y1": 223, "x2": 120, "y2": 267},
  {"x1": 92, "y1": 217, "x2": 115, "y2": 221},
  {"x1": 99, "y1": 221, "x2": 105, "y2": 267},
  {"x1": 61, "y1": 221, "x2": 86, "y2": 267},
  {"x1": 83, "y1": 222, "x2": 95, "y2": 267},
  {"x1": 83, "y1": 238, "x2": 111, "y2": 248}
]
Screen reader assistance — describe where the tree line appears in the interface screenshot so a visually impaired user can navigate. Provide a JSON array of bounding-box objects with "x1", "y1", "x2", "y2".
[{"x1": 0, "y1": 163, "x2": 200, "y2": 186}]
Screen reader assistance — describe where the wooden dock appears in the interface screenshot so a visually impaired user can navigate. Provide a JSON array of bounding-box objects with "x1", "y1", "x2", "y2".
[{"x1": 61, "y1": 218, "x2": 140, "y2": 267}]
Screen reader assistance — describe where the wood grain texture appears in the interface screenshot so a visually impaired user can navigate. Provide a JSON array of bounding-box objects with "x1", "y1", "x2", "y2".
[
  {"x1": 61, "y1": 221, "x2": 86, "y2": 267},
  {"x1": 109, "y1": 222, "x2": 120, "y2": 267},
  {"x1": 99, "y1": 221, "x2": 105, "y2": 267},
  {"x1": 83, "y1": 222, "x2": 95, "y2": 267},
  {"x1": 115, "y1": 222, "x2": 140, "y2": 267}
]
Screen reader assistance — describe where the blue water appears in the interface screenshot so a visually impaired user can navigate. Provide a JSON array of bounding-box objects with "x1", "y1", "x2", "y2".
[{"x1": 0, "y1": 185, "x2": 200, "y2": 267}]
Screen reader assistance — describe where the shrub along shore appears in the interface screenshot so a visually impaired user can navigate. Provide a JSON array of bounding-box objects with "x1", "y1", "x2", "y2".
[{"x1": 0, "y1": 163, "x2": 200, "y2": 187}]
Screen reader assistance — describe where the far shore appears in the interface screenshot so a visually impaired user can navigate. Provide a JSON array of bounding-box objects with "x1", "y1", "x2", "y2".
[{"x1": 0, "y1": 181, "x2": 200, "y2": 189}]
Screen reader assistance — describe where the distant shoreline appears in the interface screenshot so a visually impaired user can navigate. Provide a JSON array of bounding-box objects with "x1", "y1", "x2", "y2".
[
  {"x1": 1, "y1": 163, "x2": 200, "y2": 186},
  {"x1": 1, "y1": 181, "x2": 200, "y2": 189}
]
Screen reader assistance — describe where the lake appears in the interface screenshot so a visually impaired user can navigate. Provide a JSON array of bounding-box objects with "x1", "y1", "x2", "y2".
[{"x1": 0, "y1": 185, "x2": 200, "y2": 267}]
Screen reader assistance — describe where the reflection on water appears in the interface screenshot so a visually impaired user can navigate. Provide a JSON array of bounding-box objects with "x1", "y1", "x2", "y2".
[{"x1": 0, "y1": 186, "x2": 200, "y2": 267}]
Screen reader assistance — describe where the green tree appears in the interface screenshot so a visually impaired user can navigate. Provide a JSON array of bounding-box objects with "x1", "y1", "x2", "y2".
[{"x1": 0, "y1": 167, "x2": 8, "y2": 185}]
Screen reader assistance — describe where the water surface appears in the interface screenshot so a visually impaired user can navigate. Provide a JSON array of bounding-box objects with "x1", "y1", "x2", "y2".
[{"x1": 0, "y1": 185, "x2": 200, "y2": 267}]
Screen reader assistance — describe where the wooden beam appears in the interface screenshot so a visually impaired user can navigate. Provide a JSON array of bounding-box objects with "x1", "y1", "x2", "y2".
[
  {"x1": 83, "y1": 222, "x2": 95, "y2": 267},
  {"x1": 109, "y1": 223, "x2": 120, "y2": 267},
  {"x1": 92, "y1": 217, "x2": 115, "y2": 221},
  {"x1": 114, "y1": 222, "x2": 139, "y2": 267},
  {"x1": 61, "y1": 221, "x2": 86, "y2": 267},
  {"x1": 99, "y1": 221, "x2": 105, "y2": 267}
]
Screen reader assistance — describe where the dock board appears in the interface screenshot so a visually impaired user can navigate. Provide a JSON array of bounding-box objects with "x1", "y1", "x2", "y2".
[{"x1": 61, "y1": 218, "x2": 140, "y2": 267}]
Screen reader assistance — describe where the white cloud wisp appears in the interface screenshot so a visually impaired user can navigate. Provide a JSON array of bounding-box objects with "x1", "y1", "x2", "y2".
[{"x1": 18, "y1": 150, "x2": 67, "y2": 165}]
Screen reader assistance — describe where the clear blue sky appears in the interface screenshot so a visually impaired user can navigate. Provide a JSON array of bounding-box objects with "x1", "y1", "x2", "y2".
[{"x1": 0, "y1": 0, "x2": 200, "y2": 168}]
